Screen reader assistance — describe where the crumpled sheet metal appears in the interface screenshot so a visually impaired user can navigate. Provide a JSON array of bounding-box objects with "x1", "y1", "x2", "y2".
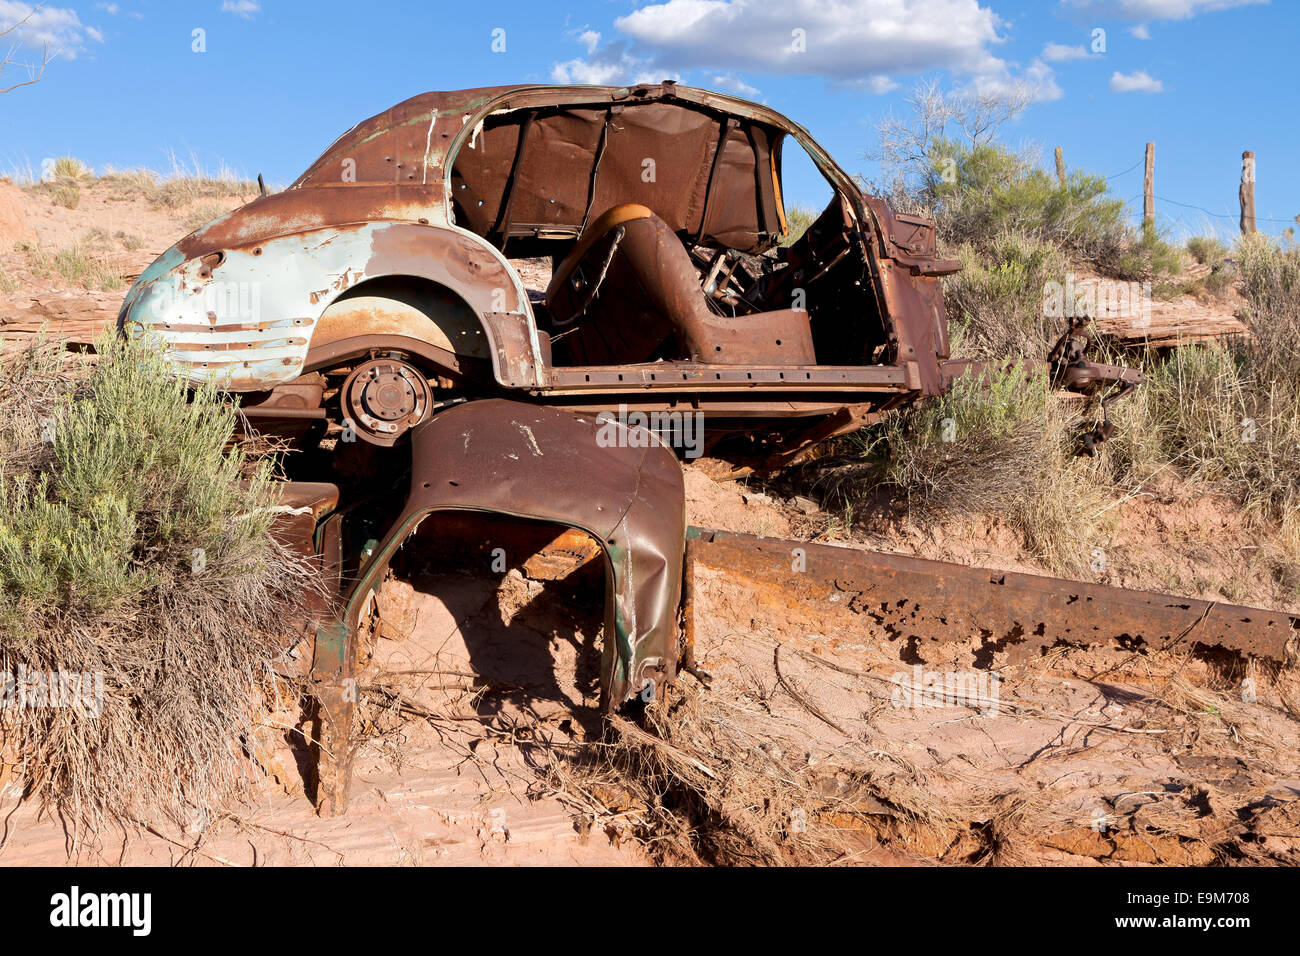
[
  {"x1": 401, "y1": 399, "x2": 686, "y2": 707},
  {"x1": 688, "y1": 530, "x2": 1299, "y2": 665}
]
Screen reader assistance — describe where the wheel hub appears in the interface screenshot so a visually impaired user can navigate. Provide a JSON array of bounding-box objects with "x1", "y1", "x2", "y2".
[{"x1": 340, "y1": 357, "x2": 433, "y2": 446}]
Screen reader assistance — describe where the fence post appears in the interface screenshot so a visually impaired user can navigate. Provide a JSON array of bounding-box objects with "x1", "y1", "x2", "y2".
[
  {"x1": 1239, "y1": 150, "x2": 1256, "y2": 234},
  {"x1": 1054, "y1": 146, "x2": 1066, "y2": 189},
  {"x1": 1143, "y1": 142, "x2": 1155, "y2": 224}
]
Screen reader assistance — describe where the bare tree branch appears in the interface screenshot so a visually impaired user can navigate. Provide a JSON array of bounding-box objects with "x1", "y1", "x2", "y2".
[
  {"x1": 866, "y1": 78, "x2": 1035, "y2": 207},
  {"x1": 950, "y1": 83, "x2": 1033, "y2": 150},
  {"x1": 0, "y1": 4, "x2": 55, "y2": 95}
]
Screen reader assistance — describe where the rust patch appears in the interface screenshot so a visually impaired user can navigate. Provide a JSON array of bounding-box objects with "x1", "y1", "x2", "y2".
[{"x1": 689, "y1": 530, "x2": 1298, "y2": 665}]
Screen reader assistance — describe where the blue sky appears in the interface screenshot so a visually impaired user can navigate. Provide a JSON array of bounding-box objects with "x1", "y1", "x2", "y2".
[{"x1": 2, "y1": 0, "x2": 1295, "y2": 238}]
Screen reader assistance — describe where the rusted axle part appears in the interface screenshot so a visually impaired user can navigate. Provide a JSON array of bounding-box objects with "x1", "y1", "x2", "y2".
[{"x1": 685, "y1": 529, "x2": 1298, "y2": 666}]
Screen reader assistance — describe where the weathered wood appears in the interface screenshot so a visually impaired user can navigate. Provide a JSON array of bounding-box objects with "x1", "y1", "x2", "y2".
[
  {"x1": 1064, "y1": 270, "x2": 1248, "y2": 347},
  {"x1": 1054, "y1": 146, "x2": 1066, "y2": 188},
  {"x1": 1143, "y1": 142, "x2": 1155, "y2": 223},
  {"x1": 1240, "y1": 150, "x2": 1256, "y2": 235}
]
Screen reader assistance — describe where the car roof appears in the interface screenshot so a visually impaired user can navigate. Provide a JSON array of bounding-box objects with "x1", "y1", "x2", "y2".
[{"x1": 291, "y1": 83, "x2": 819, "y2": 190}]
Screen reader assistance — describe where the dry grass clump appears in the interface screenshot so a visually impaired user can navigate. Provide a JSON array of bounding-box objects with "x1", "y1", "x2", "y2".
[
  {"x1": 9, "y1": 152, "x2": 259, "y2": 212},
  {"x1": 811, "y1": 363, "x2": 1110, "y2": 574},
  {"x1": 184, "y1": 201, "x2": 229, "y2": 232},
  {"x1": 54, "y1": 241, "x2": 124, "y2": 291},
  {"x1": 0, "y1": 333, "x2": 72, "y2": 479},
  {"x1": 1142, "y1": 345, "x2": 1300, "y2": 518},
  {"x1": 549, "y1": 681, "x2": 842, "y2": 865},
  {"x1": 874, "y1": 367, "x2": 1054, "y2": 519},
  {"x1": 1237, "y1": 232, "x2": 1300, "y2": 385},
  {"x1": 97, "y1": 154, "x2": 258, "y2": 209},
  {"x1": 1093, "y1": 235, "x2": 1300, "y2": 593},
  {"x1": 49, "y1": 184, "x2": 80, "y2": 210},
  {"x1": 547, "y1": 673, "x2": 990, "y2": 866},
  {"x1": 50, "y1": 157, "x2": 92, "y2": 181},
  {"x1": 21, "y1": 156, "x2": 93, "y2": 210},
  {"x1": 942, "y1": 231, "x2": 1067, "y2": 361},
  {"x1": 0, "y1": 335, "x2": 321, "y2": 835},
  {"x1": 12, "y1": 234, "x2": 124, "y2": 291}
]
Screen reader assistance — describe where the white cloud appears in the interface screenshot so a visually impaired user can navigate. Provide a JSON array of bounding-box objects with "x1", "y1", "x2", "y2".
[
  {"x1": 1063, "y1": 0, "x2": 1265, "y2": 20},
  {"x1": 220, "y1": 0, "x2": 260, "y2": 19},
  {"x1": 577, "y1": 29, "x2": 600, "y2": 55},
  {"x1": 96, "y1": 2, "x2": 120, "y2": 13},
  {"x1": 963, "y1": 56, "x2": 1063, "y2": 103},
  {"x1": 552, "y1": 41, "x2": 643, "y2": 85},
  {"x1": 1024, "y1": 58, "x2": 1064, "y2": 100},
  {"x1": 551, "y1": 0, "x2": 1017, "y2": 89},
  {"x1": 1109, "y1": 69, "x2": 1164, "y2": 92},
  {"x1": 1041, "y1": 42, "x2": 1090, "y2": 61},
  {"x1": 0, "y1": 1, "x2": 102, "y2": 58},
  {"x1": 710, "y1": 72, "x2": 759, "y2": 97},
  {"x1": 1129, "y1": 22, "x2": 1152, "y2": 37}
]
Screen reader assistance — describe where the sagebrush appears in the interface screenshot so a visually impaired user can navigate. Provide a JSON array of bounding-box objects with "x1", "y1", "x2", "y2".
[{"x1": 0, "y1": 335, "x2": 320, "y2": 834}]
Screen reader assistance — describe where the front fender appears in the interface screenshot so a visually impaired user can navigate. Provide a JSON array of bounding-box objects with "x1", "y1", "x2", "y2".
[
  {"x1": 118, "y1": 221, "x2": 544, "y2": 390},
  {"x1": 315, "y1": 399, "x2": 686, "y2": 711}
]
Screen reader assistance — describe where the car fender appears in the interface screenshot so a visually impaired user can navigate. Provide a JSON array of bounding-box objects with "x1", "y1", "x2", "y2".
[{"x1": 119, "y1": 220, "x2": 545, "y2": 390}]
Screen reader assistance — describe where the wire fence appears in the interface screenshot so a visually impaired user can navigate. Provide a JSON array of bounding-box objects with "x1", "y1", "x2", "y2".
[{"x1": 1101, "y1": 157, "x2": 1297, "y2": 238}]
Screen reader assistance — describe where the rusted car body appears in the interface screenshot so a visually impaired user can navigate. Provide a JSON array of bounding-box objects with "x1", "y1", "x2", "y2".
[{"x1": 117, "y1": 82, "x2": 1128, "y2": 460}]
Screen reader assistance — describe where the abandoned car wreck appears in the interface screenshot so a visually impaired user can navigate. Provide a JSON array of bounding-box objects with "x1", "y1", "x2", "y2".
[
  {"x1": 118, "y1": 82, "x2": 1131, "y2": 455},
  {"x1": 114, "y1": 83, "x2": 1292, "y2": 814}
]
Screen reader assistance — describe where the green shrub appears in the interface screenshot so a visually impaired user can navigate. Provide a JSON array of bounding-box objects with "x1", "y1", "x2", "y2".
[
  {"x1": 780, "y1": 204, "x2": 818, "y2": 247},
  {"x1": 943, "y1": 231, "x2": 1068, "y2": 360},
  {"x1": 1113, "y1": 219, "x2": 1183, "y2": 283},
  {"x1": 1187, "y1": 235, "x2": 1228, "y2": 267},
  {"x1": 926, "y1": 139, "x2": 1128, "y2": 264},
  {"x1": 0, "y1": 335, "x2": 319, "y2": 831}
]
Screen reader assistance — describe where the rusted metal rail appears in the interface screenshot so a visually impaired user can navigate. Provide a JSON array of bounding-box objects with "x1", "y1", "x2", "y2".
[{"x1": 686, "y1": 529, "x2": 1298, "y2": 666}]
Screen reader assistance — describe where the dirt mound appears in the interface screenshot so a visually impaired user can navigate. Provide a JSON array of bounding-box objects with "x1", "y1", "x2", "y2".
[{"x1": 0, "y1": 182, "x2": 29, "y2": 245}]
